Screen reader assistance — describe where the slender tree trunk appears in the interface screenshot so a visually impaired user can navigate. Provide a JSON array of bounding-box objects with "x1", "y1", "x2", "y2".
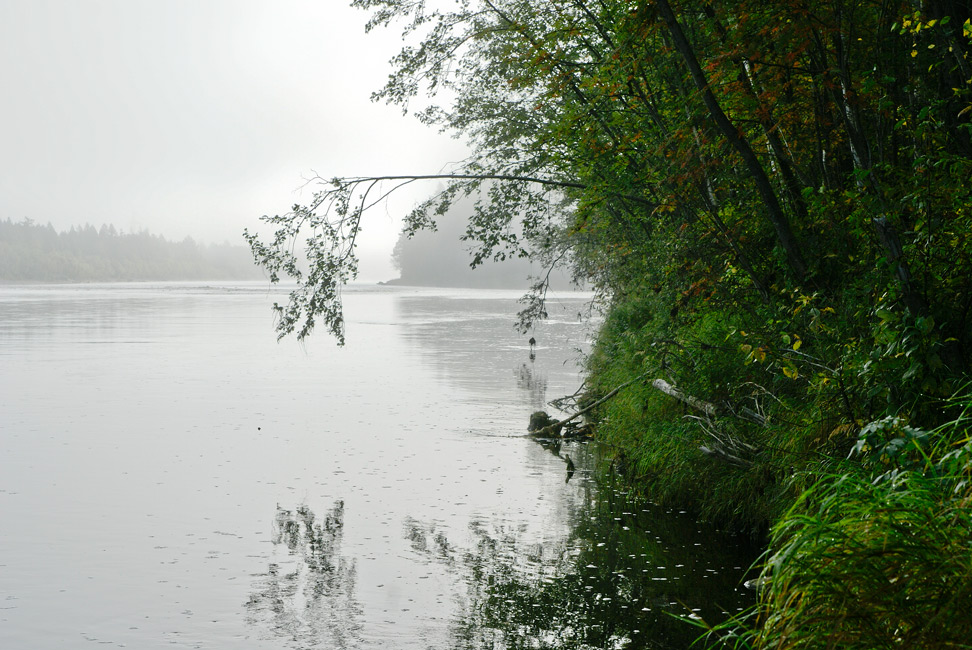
[
  {"x1": 824, "y1": 16, "x2": 928, "y2": 316},
  {"x1": 738, "y1": 60, "x2": 811, "y2": 224},
  {"x1": 652, "y1": 0, "x2": 808, "y2": 279}
]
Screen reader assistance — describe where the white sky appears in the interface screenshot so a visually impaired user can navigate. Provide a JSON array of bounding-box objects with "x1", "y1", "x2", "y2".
[{"x1": 0, "y1": 0, "x2": 468, "y2": 280}]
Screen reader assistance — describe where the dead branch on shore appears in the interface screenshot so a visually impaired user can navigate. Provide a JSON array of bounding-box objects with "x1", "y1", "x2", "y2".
[
  {"x1": 530, "y1": 372, "x2": 651, "y2": 437},
  {"x1": 651, "y1": 379, "x2": 759, "y2": 468},
  {"x1": 651, "y1": 378, "x2": 719, "y2": 417}
]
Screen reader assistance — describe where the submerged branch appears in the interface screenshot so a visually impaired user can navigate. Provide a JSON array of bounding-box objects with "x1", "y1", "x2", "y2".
[{"x1": 531, "y1": 372, "x2": 651, "y2": 437}]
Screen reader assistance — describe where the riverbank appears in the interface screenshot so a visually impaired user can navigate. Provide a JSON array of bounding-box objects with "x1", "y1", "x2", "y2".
[
  {"x1": 1, "y1": 283, "x2": 769, "y2": 648},
  {"x1": 582, "y1": 285, "x2": 972, "y2": 648}
]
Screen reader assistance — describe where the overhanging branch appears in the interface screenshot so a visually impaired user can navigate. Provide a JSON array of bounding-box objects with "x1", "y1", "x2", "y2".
[
  {"x1": 246, "y1": 168, "x2": 655, "y2": 343},
  {"x1": 317, "y1": 173, "x2": 656, "y2": 208}
]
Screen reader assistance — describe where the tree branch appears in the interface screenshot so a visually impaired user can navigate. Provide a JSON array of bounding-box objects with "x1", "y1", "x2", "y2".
[
  {"x1": 651, "y1": 378, "x2": 719, "y2": 417},
  {"x1": 532, "y1": 371, "x2": 650, "y2": 436},
  {"x1": 323, "y1": 173, "x2": 656, "y2": 207}
]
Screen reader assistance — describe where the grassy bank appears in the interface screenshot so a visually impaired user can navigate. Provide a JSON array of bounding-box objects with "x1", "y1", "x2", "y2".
[
  {"x1": 583, "y1": 281, "x2": 848, "y2": 536},
  {"x1": 583, "y1": 284, "x2": 972, "y2": 647},
  {"x1": 755, "y1": 421, "x2": 972, "y2": 649}
]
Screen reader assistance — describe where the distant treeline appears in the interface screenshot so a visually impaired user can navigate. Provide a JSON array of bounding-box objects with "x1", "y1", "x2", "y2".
[{"x1": 0, "y1": 218, "x2": 263, "y2": 282}]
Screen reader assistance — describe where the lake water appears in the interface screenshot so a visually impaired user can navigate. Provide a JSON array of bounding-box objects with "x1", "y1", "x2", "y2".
[{"x1": 0, "y1": 282, "x2": 757, "y2": 649}]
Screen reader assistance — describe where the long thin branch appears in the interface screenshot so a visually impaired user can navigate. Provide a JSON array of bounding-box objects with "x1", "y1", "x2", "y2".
[{"x1": 321, "y1": 173, "x2": 657, "y2": 208}]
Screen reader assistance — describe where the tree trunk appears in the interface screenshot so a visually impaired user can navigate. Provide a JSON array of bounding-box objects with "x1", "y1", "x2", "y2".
[{"x1": 653, "y1": 0, "x2": 808, "y2": 279}]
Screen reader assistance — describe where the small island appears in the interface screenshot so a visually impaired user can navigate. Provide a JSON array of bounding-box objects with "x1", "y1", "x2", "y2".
[{"x1": 381, "y1": 202, "x2": 572, "y2": 290}]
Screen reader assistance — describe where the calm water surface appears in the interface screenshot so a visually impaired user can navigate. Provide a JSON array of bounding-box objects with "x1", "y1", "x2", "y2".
[{"x1": 0, "y1": 282, "x2": 756, "y2": 649}]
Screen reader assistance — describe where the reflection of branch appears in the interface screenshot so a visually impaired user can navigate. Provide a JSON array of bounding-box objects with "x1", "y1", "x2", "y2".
[
  {"x1": 515, "y1": 363, "x2": 549, "y2": 410},
  {"x1": 247, "y1": 501, "x2": 361, "y2": 648}
]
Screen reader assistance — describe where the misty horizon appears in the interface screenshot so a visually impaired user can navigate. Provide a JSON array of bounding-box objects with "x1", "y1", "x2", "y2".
[{"x1": 0, "y1": 1, "x2": 469, "y2": 283}]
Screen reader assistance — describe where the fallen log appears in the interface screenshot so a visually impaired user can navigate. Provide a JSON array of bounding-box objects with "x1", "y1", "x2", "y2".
[
  {"x1": 651, "y1": 378, "x2": 719, "y2": 416},
  {"x1": 653, "y1": 379, "x2": 758, "y2": 468}
]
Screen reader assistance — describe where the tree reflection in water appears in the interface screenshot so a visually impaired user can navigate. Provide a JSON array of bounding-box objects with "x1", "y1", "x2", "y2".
[
  {"x1": 406, "y1": 466, "x2": 759, "y2": 650},
  {"x1": 246, "y1": 465, "x2": 757, "y2": 649},
  {"x1": 246, "y1": 500, "x2": 362, "y2": 648}
]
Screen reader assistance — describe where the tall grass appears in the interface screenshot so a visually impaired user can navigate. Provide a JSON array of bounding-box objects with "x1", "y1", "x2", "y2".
[{"x1": 754, "y1": 398, "x2": 972, "y2": 649}]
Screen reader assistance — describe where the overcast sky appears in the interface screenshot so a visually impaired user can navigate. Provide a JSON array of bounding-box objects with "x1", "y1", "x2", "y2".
[{"x1": 0, "y1": 0, "x2": 467, "y2": 280}]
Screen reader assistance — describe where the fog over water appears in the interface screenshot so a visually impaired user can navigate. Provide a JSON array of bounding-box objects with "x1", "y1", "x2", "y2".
[
  {"x1": 0, "y1": 282, "x2": 756, "y2": 649},
  {"x1": 0, "y1": 1, "x2": 467, "y2": 279}
]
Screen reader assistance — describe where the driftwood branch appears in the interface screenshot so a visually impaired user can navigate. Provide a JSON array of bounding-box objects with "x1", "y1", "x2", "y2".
[
  {"x1": 533, "y1": 372, "x2": 650, "y2": 436},
  {"x1": 653, "y1": 378, "x2": 768, "y2": 426},
  {"x1": 651, "y1": 379, "x2": 719, "y2": 416},
  {"x1": 548, "y1": 380, "x2": 589, "y2": 412},
  {"x1": 698, "y1": 444, "x2": 754, "y2": 468}
]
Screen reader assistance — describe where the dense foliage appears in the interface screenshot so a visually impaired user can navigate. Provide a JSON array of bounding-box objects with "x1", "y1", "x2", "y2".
[
  {"x1": 247, "y1": 0, "x2": 972, "y2": 646},
  {"x1": 1, "y1": 218, "x2": 263, "y2": 282}
]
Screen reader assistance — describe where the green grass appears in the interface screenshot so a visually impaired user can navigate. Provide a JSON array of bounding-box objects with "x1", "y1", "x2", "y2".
[{"x1": 753, "y1": 399, "x2": 972, "y2": 649}]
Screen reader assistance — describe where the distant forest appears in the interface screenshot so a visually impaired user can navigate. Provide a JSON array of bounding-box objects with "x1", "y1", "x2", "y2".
[{"x1": 0, "y1": 218, "x2": 263, "y2": 282}]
